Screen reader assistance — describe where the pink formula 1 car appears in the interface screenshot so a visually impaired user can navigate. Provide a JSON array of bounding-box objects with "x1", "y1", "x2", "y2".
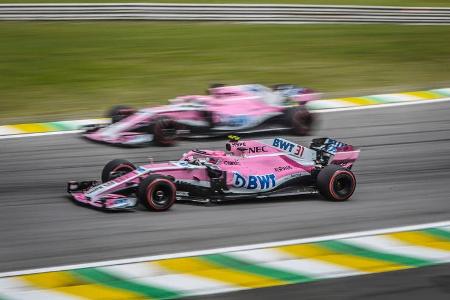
[
  {"x1": 84, "y1": 84, "x2": 319, "y2": 146},
  {"x1": 67, "y1": 137, "x2": 360, "y2": 211}
]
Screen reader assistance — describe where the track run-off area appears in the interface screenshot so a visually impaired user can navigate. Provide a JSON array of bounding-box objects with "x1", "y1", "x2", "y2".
[{"x1": 0, "y1": 99, "x2": 449, "y2": 298}]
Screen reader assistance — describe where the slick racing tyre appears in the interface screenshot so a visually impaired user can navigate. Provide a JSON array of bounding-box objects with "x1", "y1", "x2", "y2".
[
  {"x1": 107, "y1": 105, "x2": 135, "y2": 124},
  {"x1": 201, "y1": 110, "x2": 214, "y2": 129},
  {"x1": 153, "y1": 117, "x2": 178, "y2": 146},
  {"x1": 101, "y1": 159, "x2": 136, "y2": 183},
  {"x1": 138, "y1": 175, "x2": 176, "y2": 211},
  {"x1": 317, "y1": 165, "x2": 356, "y2": 201},
  {"x1": 285, "y1": 106, "x2": 314, "y2": 136}
]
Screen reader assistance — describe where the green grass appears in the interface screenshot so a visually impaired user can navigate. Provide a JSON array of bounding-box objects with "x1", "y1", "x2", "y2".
[
  {"x1": 0, "y1": 1, "x2": 449, "y2": 7},
  {"x1": 0, "y1": 22, "x2": 449, "y2": 123}
]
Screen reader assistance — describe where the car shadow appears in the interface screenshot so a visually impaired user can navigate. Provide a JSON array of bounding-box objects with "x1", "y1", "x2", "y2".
[{"x1": 177, "y1": 193, "x2": 324, "y2": 207}]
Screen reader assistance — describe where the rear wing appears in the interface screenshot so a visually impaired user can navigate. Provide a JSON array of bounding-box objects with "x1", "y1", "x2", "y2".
[
  {"x1": 310, "y1": 138, "x2": 360, "y2": 169},
  {"x1": 310, "y1": 138, "x2": 352, "y2": 155}
]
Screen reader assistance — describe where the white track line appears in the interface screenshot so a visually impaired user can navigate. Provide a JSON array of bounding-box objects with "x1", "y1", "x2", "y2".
[
  {"x1": 1, "y1": 97, "x2": 448, "y2": 140},
  {"x1": 1, "y1": 220, "x2": 449, "y2": 278},
  {"x1": 225, "y1": 248, "x2": 294, "y2": 264},
  {"x1": 312, "y1": 97, "x2": 450, "y2": 113},
  {"x1": 0, "y1": 130, "x2": 82, "y2": 140}
]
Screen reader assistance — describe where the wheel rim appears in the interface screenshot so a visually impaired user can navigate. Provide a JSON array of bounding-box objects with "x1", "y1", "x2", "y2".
[
  {"x1": 333, "y1": 174, "x2": 353, "y2": 197},
  {"x1": 156, "y1": 120, "x2": 177, "y2": 141},
  {"x1": 161, "y1": 127, "x2": 176, "y2": 139},
  {"x1": 148, "y1": 184, "x2": 172, "y2": 207}
]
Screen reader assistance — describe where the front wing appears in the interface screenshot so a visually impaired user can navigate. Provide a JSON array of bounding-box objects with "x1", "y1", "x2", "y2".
[{"x1": 67, "y1": 181, "x2": 137, "y2": 210}]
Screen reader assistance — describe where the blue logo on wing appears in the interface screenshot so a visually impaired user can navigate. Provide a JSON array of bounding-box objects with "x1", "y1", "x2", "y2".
[
  {"x1": 323, "y1": 138, "x2": 346, "y2": 155},
  {"x1": 273, "y1": 138, "x2": 295, "y2": 152},
  {"x1": 233, "y1": 172, "x2": 276, "y2": 190},
  {"x1": 226, "y1": 115, "x2": 250, "y2": 127},
  {"x1": 115, "y1": 198, "x2": 128, "y2": 205}
]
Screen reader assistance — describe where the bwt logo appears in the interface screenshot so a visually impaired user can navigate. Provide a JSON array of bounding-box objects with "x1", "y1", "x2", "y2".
[
  {"x1": 273, "y1": 138, "x2": 305, "y2": 157},
  {"x1": 273, "y1": 138, "x2": 295, "y2": 152},
  {"x1": 233, "y1": 172, "x2": 276, "y2": 190}
]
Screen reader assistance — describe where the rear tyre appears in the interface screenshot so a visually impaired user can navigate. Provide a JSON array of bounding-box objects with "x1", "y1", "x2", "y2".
[
  {"x1": 285, "y1": 106, "x2": 313, "y2": 136},
  {"x1": 138, "y1": 175, "x2": 176, "y2": 211},
  {"x1": 201, "y1": 110, "x2": 214, "y2": 128},
  {"x1": 101, "y1": 159, "x2": 136, "y2": 183},
  {"x1": 316, "y1": 165, "x2": 356, "y2": 201},
  {"x1": 153, "y1": 117, "x2": 178, "y2": 146},
  {"x1": 107, "y1": 105, "x2": 135, "y2": 124}
]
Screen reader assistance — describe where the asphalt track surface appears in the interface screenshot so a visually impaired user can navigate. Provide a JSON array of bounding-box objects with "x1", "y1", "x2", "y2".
[{"x1": 1, "y1": 101, "x2": 449, "y2": 294}]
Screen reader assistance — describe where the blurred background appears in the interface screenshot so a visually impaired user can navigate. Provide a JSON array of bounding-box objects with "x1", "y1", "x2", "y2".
[
  {"x1": 0, "y1": 0, "x2": 449, "y2": 124},
  {"x1": 0, "y1": 1, "x2": 450, "y2": 300}
]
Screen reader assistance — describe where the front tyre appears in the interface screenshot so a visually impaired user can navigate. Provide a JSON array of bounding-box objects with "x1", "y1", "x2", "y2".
[
  {"x1": 138, "y1": 175, "x2": 176, "y2": 211},
  {"x1": 153, "y1": 117, "x2": 179, "y2": 146},
  {"x1": 285, "y1": 106, "x2": 313, "y2": 136},
  {"x1": 317, "y1": 165, "x2": 356, "y2": 201},
  {"x1": 101, "y1": 159, "x2": 136, "y2": 183}
]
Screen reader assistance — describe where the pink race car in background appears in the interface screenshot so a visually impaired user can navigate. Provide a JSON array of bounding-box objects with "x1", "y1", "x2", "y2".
[
  {"x1": 67, "y1": 137, "x2": 359, "y2": 211},
  {"x1": 84, "y1": 84, "x2": 320, "y2": 146}
]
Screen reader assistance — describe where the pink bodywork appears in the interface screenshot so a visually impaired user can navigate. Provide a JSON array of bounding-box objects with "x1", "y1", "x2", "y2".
[
  {"x1": 84, "y1": 84, "x2": 320, "y2": 145},
  {"x1": 70, "y1": 137, "x2": 359, "y2": 209},
  {"x1": 330, "y1": 149, "x2": 361, "y2": 169}
]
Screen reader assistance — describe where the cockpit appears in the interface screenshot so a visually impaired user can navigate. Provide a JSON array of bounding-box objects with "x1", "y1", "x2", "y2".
[{"x1": 181, "y1": 149, "x2": 227, "y2": 166}]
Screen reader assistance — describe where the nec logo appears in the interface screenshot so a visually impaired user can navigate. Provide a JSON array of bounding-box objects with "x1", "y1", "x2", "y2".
[
  {"x1": 247, "y1": 146, "x2": 267, "y2": 153},
  {"x1": 232, "y1": 172, "x2": 276, "y2": 190}
]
